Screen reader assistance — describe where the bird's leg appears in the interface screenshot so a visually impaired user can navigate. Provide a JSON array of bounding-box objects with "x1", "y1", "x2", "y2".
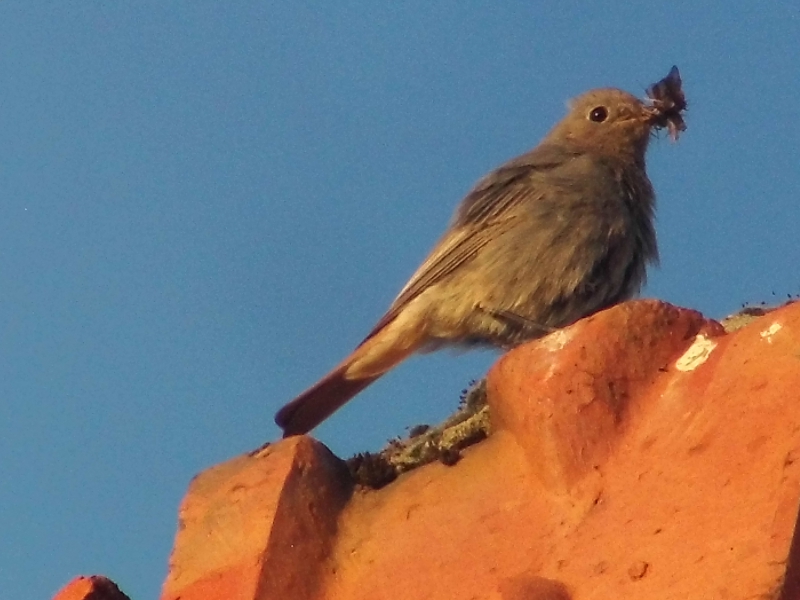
[{"x1": 477, "y1": 304, "x2": 555, "y2": 346}]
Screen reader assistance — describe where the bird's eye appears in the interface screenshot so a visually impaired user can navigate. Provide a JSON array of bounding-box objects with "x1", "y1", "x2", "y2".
[{"x1": 589, "y1": 106, "x2": 608, "y2": 122}]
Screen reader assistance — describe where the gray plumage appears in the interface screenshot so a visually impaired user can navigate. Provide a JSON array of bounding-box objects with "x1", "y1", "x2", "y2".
[{"x1": 276, "y1": 83, "x2": 679, "y2": 437}]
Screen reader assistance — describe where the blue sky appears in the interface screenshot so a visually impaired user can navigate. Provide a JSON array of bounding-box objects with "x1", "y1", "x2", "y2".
[{"x1": 1, "y1": 3, "x2": 798, "y2": 599}]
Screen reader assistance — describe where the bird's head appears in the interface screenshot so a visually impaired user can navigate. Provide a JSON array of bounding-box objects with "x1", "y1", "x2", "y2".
[
  {"x1": 544, "y1": 67, "x2": 686, "y2": 165},
  {"x1": 545, "y1": 88, "x2": 663, "y2": 164}
]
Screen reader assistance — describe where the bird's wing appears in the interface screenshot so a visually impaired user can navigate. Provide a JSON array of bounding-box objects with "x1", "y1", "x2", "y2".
[
  {"x1": 451, "y1": 145, "x2": 573, "y2": 227},
  {"x1": 362, "y1": 145, "x2": 580, "y2": 341}
]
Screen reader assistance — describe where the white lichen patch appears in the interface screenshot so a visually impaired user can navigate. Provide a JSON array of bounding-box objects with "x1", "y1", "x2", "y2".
[
  {"x1": 675, "y1": 334, "x2": 718, "y2": 372},
  {"x1": 541, "y1": 328, "x2": 574, "y2": 352},
  {"x1": 759, "y1": 321, "x2": 782, "y2": 343}
]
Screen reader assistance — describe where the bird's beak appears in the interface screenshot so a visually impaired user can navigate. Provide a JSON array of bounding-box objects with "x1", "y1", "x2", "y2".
[{"x1": 642, "y1": 104, "x2": 662, "y2": 124}]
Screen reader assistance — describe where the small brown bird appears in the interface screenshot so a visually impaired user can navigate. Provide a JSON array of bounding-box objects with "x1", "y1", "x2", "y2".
[{"x1": 276, "y1": 68, "x2": 686, "y2": 437}]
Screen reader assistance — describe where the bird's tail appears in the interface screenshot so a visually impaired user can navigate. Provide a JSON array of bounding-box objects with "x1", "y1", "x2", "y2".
[
  {"x1": 276, "y1": 313, "x2": 428, "y2": 436},
  {"x1": 275, "y1": 364, "x2": 382, "y2": 437}
]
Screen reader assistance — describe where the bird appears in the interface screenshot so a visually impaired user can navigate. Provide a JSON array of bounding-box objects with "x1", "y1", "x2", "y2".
[{"x1": 276, "y1": 68, "x2": 686, "y2": 437}]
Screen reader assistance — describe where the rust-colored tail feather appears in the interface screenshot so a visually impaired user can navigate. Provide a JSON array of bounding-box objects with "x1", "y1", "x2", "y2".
[{"x1": 275, "y1": 366, "x2": 381, "y2": 437}]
